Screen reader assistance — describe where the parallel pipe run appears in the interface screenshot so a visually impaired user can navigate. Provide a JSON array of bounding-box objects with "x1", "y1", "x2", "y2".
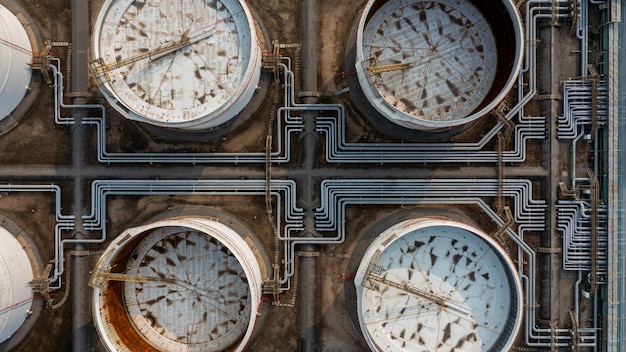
[
  {"x1": 49, "y1": 59, "x2": 303, "y2": 164},
  {"x1": 44, "y1": 177, "x2": 554, "y2": 312},
  {"x1": 0, "y1": 185, "x2": 74, "y2": 290},
  {"x1": 269, "y1": 179, "x2": 542, "y2": 284},
  {"x1": 558, "y1": 80, "x2": 608, "y2": 139},
  {"x1": 47, "y1": 180, "x2": 305, "y2": 294},
  {"x1": 315, "y1": 179, "x2": 546, "y2": 234},
  {"x1": 317, "y1": 112, "x2": 545, "y2": 163},
  {"x1": 38, "y1": 176, "x2": 576, "y2": 346},
  {"x1": 516, "y1": 1, "x2": 605, "y2": 347},
  {"x1": 557, "y1": 200, "x2": 608, "y2": 274}
]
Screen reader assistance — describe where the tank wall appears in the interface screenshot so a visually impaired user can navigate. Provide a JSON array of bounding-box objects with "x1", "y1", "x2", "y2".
[
  {"x1": 91, "y1": 0, "x2": 263, "y2": 131},
  {"x1": 354, "y1": 217, "x2": 524, "y2": 351},
  {"x1": 0, "y1": 226, "x2": 35, "y2": 344},
  {"x1": 354, "y1": 0, "x2": 523, "y2": 131},
  {"x1": 0, "y1": 5, "x2": 33, "y2": 121},
  {"x1": 91, "y1": 217, "x2": 267, "y2": 352}
]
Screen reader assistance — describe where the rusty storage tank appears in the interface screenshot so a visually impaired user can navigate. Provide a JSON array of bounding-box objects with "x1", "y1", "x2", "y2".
[
  {"x1": 354, "y1": 217, "x2": 523, "y2": 351},
  {"x1": 354, "y1": 0, "x2": 523, "y2": 131},
  {"x1": 0, "y1": 4, "x2": 33, "y2": 127},
  {"x1": 91, "y1": 0, "x2": 263, "y2": 131},
  {"x1": 90, "y1": 217, "x2": 269, "y2": 352}
]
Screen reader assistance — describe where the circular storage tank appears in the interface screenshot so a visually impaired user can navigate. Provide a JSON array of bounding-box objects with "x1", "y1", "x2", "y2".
[
  {"x1": 0, "y1": 226, "x2": 34, "y2": 344},
  {"x1": 354, "y1": 218, "x2": 522, "y2": 351},
  {"x1": 355, "y1": 0, "x2": 523, "y2": 131},
  {"x1": 0, "y1": 4, "x2": 32, "y2": 122},
  {"x1": 92, "y1": 0, "x2": 262, "y2": 131},
  {"x1": 91, "y1": 217, "x2": 266, "y2": 352}
]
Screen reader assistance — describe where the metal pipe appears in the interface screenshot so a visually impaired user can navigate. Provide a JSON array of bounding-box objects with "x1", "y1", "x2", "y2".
[
  {"x1": 49, "y1": 61, "x2": 303, "y2": 164},
  {"x1": 572, "y1": 127, "x2": 586, "y2": 189}
]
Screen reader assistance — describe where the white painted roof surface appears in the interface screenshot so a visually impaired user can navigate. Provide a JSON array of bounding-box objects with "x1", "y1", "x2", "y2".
[
  {"x1": 92, "y1": 217, "x2": 263, "y2": 352},
  {"x1": 0, "y1": 226, "x2": 34, "y2": 344},
  {"x1": 355, "y1": 218, "x2": 523, "y2": 352},
  {"x1": 355, "y1": 0, "x2": 523, "y2": 131},
  {"x1": 124, "y1": 226, "x2": 250, "y2": 350},
  {"x1": 0, "y1": 5, "x2": 32, "y2": 121},
  {"x1": 93, "y1": 0, "x2": 261, "y2": 130}
]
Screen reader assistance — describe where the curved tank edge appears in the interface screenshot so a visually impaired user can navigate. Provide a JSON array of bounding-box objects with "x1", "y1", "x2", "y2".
[
  {"x1": 353, "y1": 0, "x2": 525, "y2": 132},
  {"x1": 354, "y1": 217, "x2": 524, "y2": 352},
  {"x1": 90, "y1": 216, "x2": 266, "y2": 352},
  {"x1": 91, "y1": 0, "x2": 263, "y2": 132}
]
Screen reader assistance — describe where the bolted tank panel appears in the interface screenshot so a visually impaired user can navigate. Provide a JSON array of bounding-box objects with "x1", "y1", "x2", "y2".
[
  {"x1": 354, "y1": 218, "x2": 523, "y2": 352},
  {"x1": 92, "y1": 0, "x2": 262, "y2": 131},
  {"x1": 0, "y1": 4, "x2": 33, "y2": 122},
  {"x1": 91, "y1": 217, "x2": 265, "y2": 352},
  {"x1": 355, "y1": 0, "x2": 523, "y2": 131}
]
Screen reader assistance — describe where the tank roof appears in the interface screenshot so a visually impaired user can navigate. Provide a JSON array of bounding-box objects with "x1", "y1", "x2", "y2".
[
  {"x1": 91, "y1": 217, "x2": 263, "y2": 352},
  {"x1": 0, "y1": 4, "x2": 32, "y2": 121},
  {"x1": 355, "y1": 0, "x2": 524, "y2": 131},
  {"x1": 0, "y1": 226, "x2": 34, "y2": 344},
  {"x1": 92, "y1": 0, "x2": 261, "y2": 130},
  {"x1": 355, "y1": 218, "x2": 523, "y2": 351}
]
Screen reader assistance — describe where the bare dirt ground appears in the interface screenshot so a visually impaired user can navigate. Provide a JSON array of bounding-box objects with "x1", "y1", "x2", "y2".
[
  {"x1": 318, "y1": 0, "x2": 367, "y2": 93},
  {"x1": 0, "y1": 88, "x2": 72, "y2": 164}
]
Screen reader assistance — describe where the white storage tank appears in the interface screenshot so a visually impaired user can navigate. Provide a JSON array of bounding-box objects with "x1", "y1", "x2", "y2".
[
  {"x1": 91, "y1": 217, "x2": 268, "y2": 352},
  {"x1": 0, "y1": 225, "x2": 35, "y2": 345},
  {"x1": 354, "y1": 0, "x2": 523, "y2": 131},
  {"x1": 354, "y1": 217, "x2": 523, "y2": 351},
  {"x1": 92, "y1": 0, "x2": 262, "y2": 131},
  {"x1": 0, "y1": 4, "x2": 32, "y2": 123}
]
